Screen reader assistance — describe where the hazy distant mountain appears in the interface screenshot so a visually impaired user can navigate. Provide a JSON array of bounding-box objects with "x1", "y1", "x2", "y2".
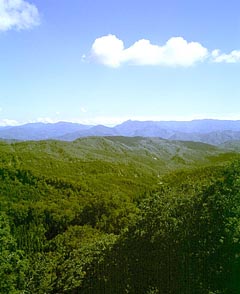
[
  {"x1": 114, "y1": 119, "x2": 240, "y2": 135},
  {"x1": 169, "y1": 130, "x2": 240, "y2": 145},
  {"x1": 1, "y1": 119, "x2": 240, "y2": 145},
  {"x1": 219, "y1": 140, "x2": 240, "y2": 152},
  {"x1": 58, "y1": 125, "x2": 119, "y2": 141},
  {"x1": 0, "y1": 122, "x2": 92, "y2": 140}
]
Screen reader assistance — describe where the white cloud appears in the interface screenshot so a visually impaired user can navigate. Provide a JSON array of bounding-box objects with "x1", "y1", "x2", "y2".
[
  {"x1": 91, "y1": 34, "x2": 124, "y2": 68},
  {"x1": 0, "y1": 118, "x2": 19, "y2": 126},
  {"x1": 212, "y1": 49, "x2": 240, "y2": 63},
  {"x1": 36, "y1": 117, "x2": 57, "y2": 124},
  {"x1": 90, "y1": 35, "x2": 209, "y2": 67},
  {"x1": 89, "y1": 35, "x2": 240, "y2": 67},
  {"x1": 0, "y1": 0, "x2": 40, "y2": 31}
]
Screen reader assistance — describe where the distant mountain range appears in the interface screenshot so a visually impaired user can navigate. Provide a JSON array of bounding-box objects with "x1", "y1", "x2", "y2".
[{"x1": 1, "y1": 119, "x2": 240, "y2": 146}]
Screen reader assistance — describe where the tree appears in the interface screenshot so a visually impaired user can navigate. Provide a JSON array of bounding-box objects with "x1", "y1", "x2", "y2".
[{"x1": 0, "y1": 213, "x2": 28, "y2": 294}]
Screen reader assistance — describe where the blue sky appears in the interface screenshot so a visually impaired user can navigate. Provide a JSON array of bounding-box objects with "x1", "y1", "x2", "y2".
[{"x1": 0, "y1": 0, "x2": 240, "y2": 126}]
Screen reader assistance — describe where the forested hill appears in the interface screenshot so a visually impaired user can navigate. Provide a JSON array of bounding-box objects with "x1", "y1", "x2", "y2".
[
  {"x1": 1, "y1": 137, "x2": 240, "y2": 293},
  {"x1": 0, "y1": 136, "x2": 235, "y2": 173}
]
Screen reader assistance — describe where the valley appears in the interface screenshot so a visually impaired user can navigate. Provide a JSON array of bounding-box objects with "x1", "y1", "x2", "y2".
[{"x1": 1, "y1": 136, "x2": 240, "y2": 293}]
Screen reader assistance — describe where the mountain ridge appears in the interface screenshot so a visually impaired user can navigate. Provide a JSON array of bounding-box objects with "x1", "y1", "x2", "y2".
[{"x1": 1, "y1": 119, "x2": 240, "y2": 145}]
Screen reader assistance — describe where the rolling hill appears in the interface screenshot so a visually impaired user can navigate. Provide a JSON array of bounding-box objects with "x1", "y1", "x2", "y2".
[
  {"x1": 0, "y1": 136, "x2": 237, "y2": 180},
  {"x1": 1, "y1": 136, "x2": 240, "y2": 294}
]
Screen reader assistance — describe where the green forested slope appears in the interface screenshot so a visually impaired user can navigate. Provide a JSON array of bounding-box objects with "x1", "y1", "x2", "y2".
[{"x1": 0, "y1": 137, "x2": 240, "y2": 293}]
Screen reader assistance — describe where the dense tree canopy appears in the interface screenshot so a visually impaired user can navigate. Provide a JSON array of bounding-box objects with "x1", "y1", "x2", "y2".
[{"x1": 0, "y1": 138, "x2": 240, "y2": 293}]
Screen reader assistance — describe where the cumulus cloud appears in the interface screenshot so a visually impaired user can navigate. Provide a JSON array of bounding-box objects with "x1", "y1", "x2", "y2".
[
  {"x1": 90, "y1": 34, "x2": 209, "y2": 67},
  {"x1": 212, "y1": 49, "x2": 240, "y2": 63},
  {"x1": 89, "y1": 35, "x2": 240, "y2": 67},
  {"x1": 0, "y1": 0, "x2": 40, "y2": 31},
  {"x1": 91, "y1": 34, "x2": 124, "y2": 67}
]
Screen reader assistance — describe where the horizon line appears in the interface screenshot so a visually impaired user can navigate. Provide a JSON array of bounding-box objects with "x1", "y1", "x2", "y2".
[{"x1": 1, "y1": 117, "x2": 240, "y2": 127}]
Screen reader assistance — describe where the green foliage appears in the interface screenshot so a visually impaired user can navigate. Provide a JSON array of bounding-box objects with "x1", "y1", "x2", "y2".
[
  {"x1": 26, "y1": 226, "x2": 117, "y2": 294},
  {"x1": 0, "y1": 213, "x2": 28, "y2": 294},
  {"x1": 1, "y1": 138, "x2": 240, "y2": 293},
  {"x1": 95, "y1": 161, "x2": 240, "y2": 293}
]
